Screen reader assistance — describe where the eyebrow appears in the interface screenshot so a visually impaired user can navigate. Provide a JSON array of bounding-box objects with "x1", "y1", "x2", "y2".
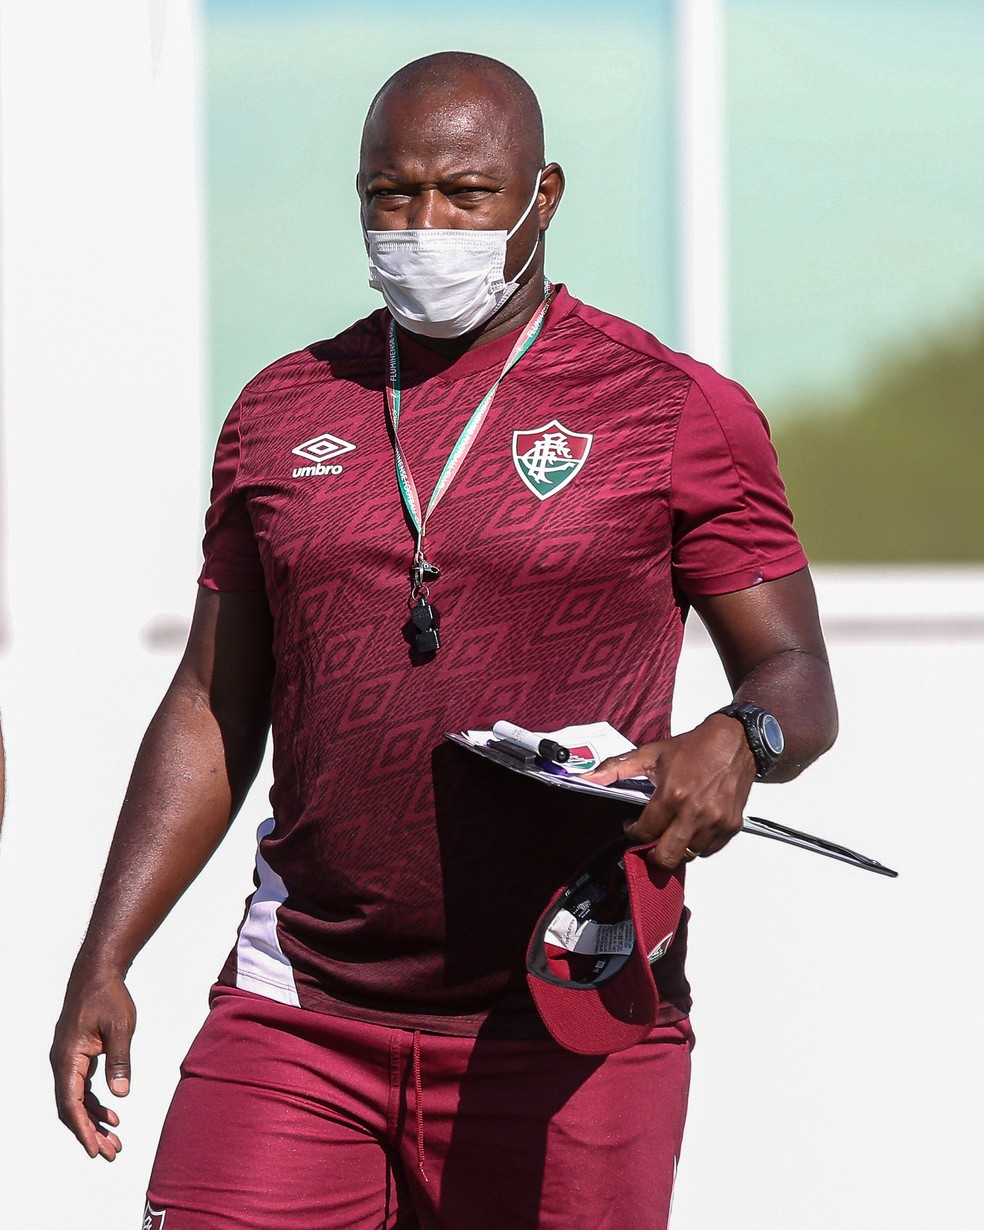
[{"x1": 365, "y1": 167, "x2": 507, "y2": 188}]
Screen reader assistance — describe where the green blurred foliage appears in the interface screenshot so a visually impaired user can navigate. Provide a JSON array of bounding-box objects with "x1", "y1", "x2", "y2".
[{"x1": 773, "y1": 309, "x2": 984, "y2": 562}]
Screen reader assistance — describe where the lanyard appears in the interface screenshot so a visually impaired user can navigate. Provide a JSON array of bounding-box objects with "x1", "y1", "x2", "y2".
[{"x1": 384, "y1": 288, "x2": 554, "y2": 578}]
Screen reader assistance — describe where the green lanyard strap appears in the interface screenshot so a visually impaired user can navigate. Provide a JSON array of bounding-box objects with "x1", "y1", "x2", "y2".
[{"x1": 384, "y1": 288, "x2": 555, "y2": 564}]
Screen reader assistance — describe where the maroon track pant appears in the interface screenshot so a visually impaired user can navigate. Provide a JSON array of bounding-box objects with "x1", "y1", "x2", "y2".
[{"x1": 145, "y1": 986, "x2": 692, "y2": 1229}]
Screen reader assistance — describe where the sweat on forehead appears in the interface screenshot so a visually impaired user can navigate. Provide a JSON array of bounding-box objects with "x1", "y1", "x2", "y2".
[{"x1": 362, "y1": 52, "x2": 545, "y2": 169}]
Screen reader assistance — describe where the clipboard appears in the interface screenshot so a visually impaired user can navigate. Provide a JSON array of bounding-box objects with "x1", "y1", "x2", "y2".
[{"x1": 444, "y1": 727, "x2": 898, "y2": 878}]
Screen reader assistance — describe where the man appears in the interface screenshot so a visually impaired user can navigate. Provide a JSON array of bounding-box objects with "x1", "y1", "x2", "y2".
[{"x1": 51, "y1": 53, "x2": 836, "y2": 1228}]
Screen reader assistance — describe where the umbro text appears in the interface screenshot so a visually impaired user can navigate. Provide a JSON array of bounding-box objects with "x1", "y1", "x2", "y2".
[{"x1": 292, "y1": 463, "x2": 344, "y2": 478}]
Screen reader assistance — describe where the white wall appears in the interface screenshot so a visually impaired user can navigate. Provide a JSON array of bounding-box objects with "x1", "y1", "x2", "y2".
[
  {"x1": 670, "y1": 569, "x2": 983, "y2": 1230},
  {"x1": 0, "y1": 3, "x2": 236, "y2": 1223},
  {"x1": 0, "y1": 4, "x2": 980, "y2": 1227}
]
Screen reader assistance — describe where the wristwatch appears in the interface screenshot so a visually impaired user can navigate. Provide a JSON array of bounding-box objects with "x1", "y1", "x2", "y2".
[{"x1": 716, "y1": 703, "x2": 785, "y2": 779}]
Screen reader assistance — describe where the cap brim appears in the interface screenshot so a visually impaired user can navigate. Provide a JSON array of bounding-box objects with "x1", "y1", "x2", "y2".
[
  {"x1": 527, "y1": 841, "x2": 684, "y2": 1055},
  {"x1": 528, "y1": 941, "x2": 660, "y2": 1054}
]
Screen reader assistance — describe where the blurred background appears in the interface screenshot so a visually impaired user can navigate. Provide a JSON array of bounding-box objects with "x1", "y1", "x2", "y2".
[
  {"x1": 0, "y1": 2, "x2": 980, "y2": 1227},
  {"x1": 204, "y1": 0, "x2": 984, "y2": 564}
]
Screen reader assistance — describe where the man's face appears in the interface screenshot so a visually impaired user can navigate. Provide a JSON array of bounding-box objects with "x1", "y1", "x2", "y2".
[{"x1": 359, "y1": 85, "x2": 543, "y2": 281}]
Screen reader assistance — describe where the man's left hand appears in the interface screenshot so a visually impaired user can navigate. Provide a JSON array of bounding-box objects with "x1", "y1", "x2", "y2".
[{"x1": 582, "y1": 715, "x2": 757, "y2": 868}]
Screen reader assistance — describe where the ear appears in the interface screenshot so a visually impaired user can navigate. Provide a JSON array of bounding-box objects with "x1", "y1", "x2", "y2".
[
  {"x1": 355, "y1": 172, "x2": 370, "y2": 240},
  {"x1": 536, "y1": 163, "x2": 565, "y2": 231}
]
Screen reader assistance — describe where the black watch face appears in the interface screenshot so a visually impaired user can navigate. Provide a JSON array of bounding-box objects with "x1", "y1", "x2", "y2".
[{"x1": 761, "y1": 713, "x2": 784, "y2": 758}]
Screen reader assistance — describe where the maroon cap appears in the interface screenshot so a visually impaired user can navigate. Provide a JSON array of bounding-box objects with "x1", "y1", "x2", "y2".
[{"x1": 526, "y1": 839, "x2": 684, "y2": 1055}]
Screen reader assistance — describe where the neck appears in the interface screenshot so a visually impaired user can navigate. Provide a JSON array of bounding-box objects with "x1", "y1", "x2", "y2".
[{"x1": 399, "y1": 272, "x2": 548, "y2": 360}]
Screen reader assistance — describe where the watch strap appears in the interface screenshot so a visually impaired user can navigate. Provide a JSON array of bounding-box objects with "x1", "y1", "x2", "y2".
[{"x1": 716, "y1": 703, "x2": 783, "y2": 779}]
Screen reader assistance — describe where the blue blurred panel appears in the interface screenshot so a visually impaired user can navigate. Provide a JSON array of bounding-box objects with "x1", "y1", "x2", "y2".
[
  {"x1": 204, "y1": 0, "x2": 675, "y2": 429},
  {"x1": 726, "y1": 0, "x2": 984, "y2": 418}
]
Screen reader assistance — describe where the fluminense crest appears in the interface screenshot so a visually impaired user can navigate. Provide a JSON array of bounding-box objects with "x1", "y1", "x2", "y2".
[
  {"x1": 512, "y1": 421, "x2": 592, "y2": 500},
  {"x1": 143, "y1": 1201, "x2": 167, "y2": 1229}
]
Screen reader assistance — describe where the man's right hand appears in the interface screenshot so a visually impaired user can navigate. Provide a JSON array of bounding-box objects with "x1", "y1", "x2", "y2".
[
  {"x1": 48, "y1": 590, "x2": 274, "y2": 1160},
  {"x1": 51, "y1": 972, "x2": 136, "y2": 1160}
]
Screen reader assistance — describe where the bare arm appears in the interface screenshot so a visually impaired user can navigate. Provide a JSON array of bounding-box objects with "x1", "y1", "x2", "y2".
[
  {"x1": 585, "y1": 567, "x2": 837, "y2": 867},
  {"x1": 51, "y1": 587, "x2": 274, "y2": 1159}
]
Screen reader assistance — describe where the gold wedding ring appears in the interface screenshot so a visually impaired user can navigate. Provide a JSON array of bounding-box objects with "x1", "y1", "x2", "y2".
[{"x1": 684, "y1": 847, "x2": 701, "y2": 860}]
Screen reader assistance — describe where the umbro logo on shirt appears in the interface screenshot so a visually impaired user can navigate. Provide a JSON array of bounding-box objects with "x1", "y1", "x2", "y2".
[
  {"x1": 512, "y1": 420, "x2": 592, "y2": 500},
  {"x1": 291, "y1": 432, "x2": 356, "y2": 478}
]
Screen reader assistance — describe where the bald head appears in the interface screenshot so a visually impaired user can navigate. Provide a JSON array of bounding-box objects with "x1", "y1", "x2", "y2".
[{"x1": 362, "y1": 52, "x2": 545, "y2": 176}]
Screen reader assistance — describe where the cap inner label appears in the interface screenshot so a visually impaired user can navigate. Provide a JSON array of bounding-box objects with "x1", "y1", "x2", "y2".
[{"x1": 545, "y1": 909, "x2": 635, "y2": 955}]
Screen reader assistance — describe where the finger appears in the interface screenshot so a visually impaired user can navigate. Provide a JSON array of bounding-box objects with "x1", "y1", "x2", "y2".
[
  {"x1": 97, "y1": 1139, "x2": 122, "y2": 1162},
  {"x1": 95, "y1": 1125, "x2": 123, "y2": 1162},
  {"x1": 580, "y1": 749, "x2": 652, "y2": 784},
  {"x1": 623, "y1": 808, "x2": 669, "y2": 846},
  {"x1": 54, "y1": 1051, "x2": 102, "y2": 1158},
  {"x1": 83, "y1": 1088, "x2": 120, "y2": 1129},
  {"x1": 83, "y1": 1090, "x2": 123, "y2": 1161},
  {"x1": 645, "y1": 818, "x2": 703, "y2": 870},
  {"x1": 693, "y1": 822, "x2": 743, "y2": 859},
  {"x1": 654, "y1": 807, "x2": 745, "y2": 865},
  {"x1": 621, "y1": 785, "x2": 682, "y2": 850},
  {"x1": 104, "y1": 1018, "x2": 133, "y2": 1098}
]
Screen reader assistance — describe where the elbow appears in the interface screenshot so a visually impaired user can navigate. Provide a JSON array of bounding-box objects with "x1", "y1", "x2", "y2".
[{"x1": 772, "y1": 700, "x2": 838, "y2": 784}]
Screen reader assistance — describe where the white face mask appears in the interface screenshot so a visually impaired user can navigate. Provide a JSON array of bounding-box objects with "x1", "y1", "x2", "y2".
[{"x1": 365, "y1": 174, "x2": 543, "y2": 339}]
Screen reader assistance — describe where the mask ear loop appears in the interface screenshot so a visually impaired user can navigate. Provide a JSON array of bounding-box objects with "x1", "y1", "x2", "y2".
[{"x1": 505, "y1": 168, "x2": 547, "y2": 284}]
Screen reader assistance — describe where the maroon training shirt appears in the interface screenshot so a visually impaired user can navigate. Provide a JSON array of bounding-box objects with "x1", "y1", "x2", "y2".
[{"x1": 200, "y1": 286, "x2": 807, "y2": 1037}]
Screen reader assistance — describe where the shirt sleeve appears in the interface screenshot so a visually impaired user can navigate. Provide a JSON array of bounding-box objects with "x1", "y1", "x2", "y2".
[
  {"x1": 197, "y1": 397, "x2": 266, "y2": 592},
  {"x1": 669, "y1": 376, "x2": 807, "y2": 596}
]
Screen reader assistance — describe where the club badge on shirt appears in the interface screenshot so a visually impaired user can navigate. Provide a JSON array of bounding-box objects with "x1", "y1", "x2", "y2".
[
  {"x1": 143, "y1": 1202, "x2": 167, "y2": 1229},
  {"x1": 512, "y1": 421, "x2": 592, "y2": 500}
]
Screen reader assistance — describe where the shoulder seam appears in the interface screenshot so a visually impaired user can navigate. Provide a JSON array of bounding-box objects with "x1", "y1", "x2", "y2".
[
  {"x1": 568, "y1": 310, "x2": 685, "y2": 372},
  {"x1": 567, "y1": 307, "x2": 749, "y2": 416},
  {"x1": 668, "y1": 382, "x2": 759, "y2": 567}
]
